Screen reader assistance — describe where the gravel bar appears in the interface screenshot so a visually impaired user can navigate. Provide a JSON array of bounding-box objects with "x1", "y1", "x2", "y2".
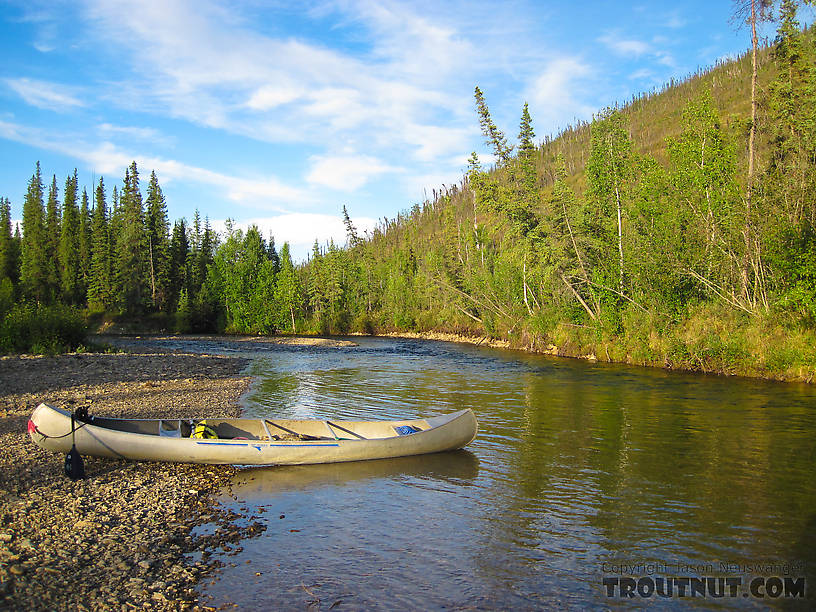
[{"x1": 0, "y1": 348, "x2": 265, "y2": 611}]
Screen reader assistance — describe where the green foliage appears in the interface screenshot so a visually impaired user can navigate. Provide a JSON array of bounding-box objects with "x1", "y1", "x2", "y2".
[
  {"x1": 209, "y1": 223, "x2": 279, "y2": 334},
  {"x1": 87, "y1": 179, "x2": 111, "y2": 312},
  {"x1": 44, "y1": 176, "x2": 60, "y2": 299},
  {"x1": 0, "y1": 197, "x2": 17, "y2": 284},
  {"x1": 0, "y1": 302, "x2": 86, "y2": 355},
  {"x1": 0, "y1": 277, "x2": 13, "y2": 318},
  {"x1": 20, "y1": 162, "x2": 49, "y2": 303},
  {"x1": 115, "y1": 162, "x2": 147, "y2": 312},
  {"x1": 145, "y1": 170, "x2": 171, "y2": 311},
  {"x1": 474, "y1": 86, "x2": 512, "y2": 163},
  {"x1": 771, "y1": 225, "x2": 816, "y2": 322},
  {"x1": 59, "y1": 170, "x2": 83, "y2": 304}
]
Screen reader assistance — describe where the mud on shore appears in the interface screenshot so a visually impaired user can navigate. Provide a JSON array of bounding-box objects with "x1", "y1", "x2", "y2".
[{"x1": 0, "y1": 348, "x2": 264, "y2": 611}]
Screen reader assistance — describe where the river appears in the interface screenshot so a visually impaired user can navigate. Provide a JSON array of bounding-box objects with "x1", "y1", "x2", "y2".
[{"x1": 140, "y1": 335, "x2": 816, "y2": 609}]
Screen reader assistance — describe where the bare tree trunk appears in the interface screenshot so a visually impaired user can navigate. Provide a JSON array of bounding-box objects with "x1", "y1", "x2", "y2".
[
  {"x1": 744, "y1": 0, "x2": 759, "y2": 308},
  {"x1": 747, "y1": 0, "x2": 758, "y2": 201},
  {"x1": 615, "y1": 182, "x2": 624, "y2": 295}
]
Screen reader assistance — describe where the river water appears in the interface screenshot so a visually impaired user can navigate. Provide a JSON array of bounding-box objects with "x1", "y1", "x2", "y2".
[{"x1": 144, "y1": 336, "x2": 816, "y2": 609}]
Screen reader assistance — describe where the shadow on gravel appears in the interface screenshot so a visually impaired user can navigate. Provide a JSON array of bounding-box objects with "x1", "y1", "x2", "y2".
[{"x1": 0, "y1": 351, "x2": 248, "y2": 398}]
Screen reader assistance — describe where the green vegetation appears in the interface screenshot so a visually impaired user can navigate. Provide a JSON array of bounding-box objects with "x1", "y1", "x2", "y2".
[
  {"x1": 0, "y1": 302, "x2": 86, "y2": 355},
  {"x1": 1, "y1": 3, "x2": 815, "y2": 380}
]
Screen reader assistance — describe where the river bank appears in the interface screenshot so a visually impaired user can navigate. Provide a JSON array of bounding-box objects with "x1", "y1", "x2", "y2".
[
  {"x1": 367, "y1": 320, "x2": 816, "y2": 384},
  {"x1": 0, "y1": 348, "x2": 262, "y2": 611}
]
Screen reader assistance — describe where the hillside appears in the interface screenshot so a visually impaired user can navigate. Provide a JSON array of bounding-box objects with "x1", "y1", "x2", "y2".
[{"x1": 295, "y1": 19, "x2": 816, "y2": 381}]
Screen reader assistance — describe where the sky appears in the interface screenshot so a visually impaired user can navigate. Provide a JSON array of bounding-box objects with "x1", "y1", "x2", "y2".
[{"x1": 0, "y1": 0, "x2": 808, "y2": 261}]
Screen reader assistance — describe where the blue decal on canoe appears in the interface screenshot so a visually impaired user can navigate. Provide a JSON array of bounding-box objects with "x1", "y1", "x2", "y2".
[{"x1": 195, "y1": 441, "x2": 340, "y2": 448}]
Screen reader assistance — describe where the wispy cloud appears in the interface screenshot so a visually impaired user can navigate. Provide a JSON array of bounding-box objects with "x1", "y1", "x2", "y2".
[
  {"x1": 6, "y1": 78, "x2": 85, "y2": 111},
  {"x1": 97, "y1": 123, "x2": 173, "y2": 146},
  {"x1": 526, "y1": 57, "x2": 596, "y2": 130},
  {"x1": 0, "y1": 119, "x2": 308, "y2": 209},
  {"x1": 306, "y1": 153, "x2": 400, "y2": 191},
  {"x1": 79, "y1": 0, "x2": 473, "y2": 166},
  {"x1": 598, "y1": 34, "x2": 650, "y2": 57},
  {"x1": 210, "y1": 212, "x2": 378, "y2": 259}
]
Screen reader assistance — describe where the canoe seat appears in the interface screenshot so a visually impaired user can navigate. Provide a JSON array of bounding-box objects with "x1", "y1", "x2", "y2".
[{"x1": 159, "y1": 420, "x2": 182, "y2": 437}]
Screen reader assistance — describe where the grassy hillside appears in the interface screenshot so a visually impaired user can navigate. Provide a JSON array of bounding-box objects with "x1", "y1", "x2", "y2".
[{"x1": 295, "y1": 22, "x2": 816, "y2": 382}]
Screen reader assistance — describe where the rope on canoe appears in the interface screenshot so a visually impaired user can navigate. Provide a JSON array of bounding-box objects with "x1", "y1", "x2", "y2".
[{"x1": 31, "y1": 421, "x2": 88, "y2": 439}]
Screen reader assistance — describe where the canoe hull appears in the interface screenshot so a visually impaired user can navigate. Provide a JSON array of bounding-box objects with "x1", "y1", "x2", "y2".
[{"x1": 28, "y1": 404, "x2": 478, "y2": 466}]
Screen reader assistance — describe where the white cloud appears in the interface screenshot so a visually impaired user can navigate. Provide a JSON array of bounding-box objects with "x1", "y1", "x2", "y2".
[
  {"x1": 599, "y1": 34, "x2": 650, "y2": 57},
  {"x1": 6, "y1": 78, "x2": 85, "y2": 111},
  {"x1": 245, "y1": 84, "x2": 303, "y2": 111},
  {"x1": 97, "y1": 123, "x2": 172, "y2": 146},
  {"x1": 399, "y1": 123, "x2": 473, "y2": 163},
  {"x1": 306, "y1": 154, "x2": 400, "y2": 191},
  {"x1": 80, "y1": 0, "x2": 472, "y2": 167},
  {"x1": 526, "y1": 58, "x2": 595, "y2": 130},
  {"x1": 210, "y1": 212, "x2": 378, "y2": 261},
  {"x1": 0, "y1": 119, "x2": 307, "y2": 209}
]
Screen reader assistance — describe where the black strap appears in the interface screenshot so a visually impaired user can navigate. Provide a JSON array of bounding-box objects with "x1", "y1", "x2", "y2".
[
  {"x1": 326, "y1": 420, "x2": 366, "y2": 440},
  {"x1": 264, "y1": 419, "x2": 325, "y2": 441}
]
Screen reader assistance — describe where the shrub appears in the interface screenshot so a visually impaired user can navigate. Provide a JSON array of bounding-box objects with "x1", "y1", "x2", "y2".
[{"x1": 0, "y1": 303, "x2": 87, "y2": 355}]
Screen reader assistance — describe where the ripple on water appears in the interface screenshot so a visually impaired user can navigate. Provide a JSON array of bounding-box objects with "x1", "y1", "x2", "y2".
[{"x1": 126, "y1": 335, "x2": 816, "y2": 610}]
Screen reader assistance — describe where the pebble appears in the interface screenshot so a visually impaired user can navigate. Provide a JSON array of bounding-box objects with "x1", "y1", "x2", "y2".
[{"x1": 0, "y1": 347, "x2": 269, "y2": 611}]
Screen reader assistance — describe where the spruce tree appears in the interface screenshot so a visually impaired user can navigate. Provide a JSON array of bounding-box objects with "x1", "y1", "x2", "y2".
[
  {"x1": 168, "y1": 219, "x2": 189, "y2": 312},
  {"x1": 59, "y1": 170, "x2": 82, "y2": 304},
  {"x1": 342, "y1": 205, "x2": 361, "y2": 248},
  {"x1": 267, "y1": 235, "x2": 281, "y2": 274},
  {"x1": 0, "y1": 197, "x2": 14, "y2": 282},
  {"x1": 115, "y1": 162, "x2": 147, "y2": 312},
  {"x1": 275, "y1": 242, "x2": 300, "y2": 332},
  {"x1": 196, "y1": 215, "x2": 215, "y2": 293},
  {"x1": 188, "y1": 210, "x2": 203, "y2": 296},
  {"x1": 11, "y1": 223, "x2": 22, "y2": 287},
  {"x1": 88, "y1": 178, "x2": 111, "y2": 311},
  {"x1": 79, "y1": 187, "x2": 92, "y2": 300},
  {"x1": 20, "y1": 162, "x2": 49, "y2": 303},
  {"x1": 474, "y1": 86, "x2": 512, "y2": 163},
  {"x1": 767, "y1": 0, "x2": 815, "y2": 226},
  {"x1": 145, "y1": 170, "x2": 170, "y2": 310},
  {"x1": 518, "y1": 102, "x2": 536, "y2": 157},
  {"x1": 44, "y1": 175, "x2": 61, "y2": 299}
]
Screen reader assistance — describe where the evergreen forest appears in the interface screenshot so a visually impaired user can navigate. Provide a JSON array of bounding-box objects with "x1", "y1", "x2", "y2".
[{"x1": 1, "y1": 1, "x2": 815, "y2": 380}]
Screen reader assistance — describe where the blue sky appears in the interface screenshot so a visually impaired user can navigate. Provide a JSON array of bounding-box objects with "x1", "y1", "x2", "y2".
[{"x1": 0, "y1": 0, "x2": 807, "y2": 260}]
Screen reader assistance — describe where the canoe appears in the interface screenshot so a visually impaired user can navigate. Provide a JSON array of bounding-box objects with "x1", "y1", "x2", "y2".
[{"x1": 27, "y1": 403, "x2": 478, "y2": 466}]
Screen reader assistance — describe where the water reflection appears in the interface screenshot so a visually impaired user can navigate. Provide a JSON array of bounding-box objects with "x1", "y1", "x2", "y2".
[
  {"x1": 128, "y1": 336, "x2": 816, "y2": 609},
  {"x1": 232, "y1": 450, "x2": 480, "y2": 497}
]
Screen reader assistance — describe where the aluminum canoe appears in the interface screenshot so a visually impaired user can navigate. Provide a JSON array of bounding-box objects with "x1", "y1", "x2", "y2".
[{"x1": 28, "y1": 403, "x2": 478, "y2": 466}]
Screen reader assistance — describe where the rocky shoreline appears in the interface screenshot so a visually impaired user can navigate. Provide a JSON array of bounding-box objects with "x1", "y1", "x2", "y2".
[{"x1": 0, "y1": 348, "x2": 264, "y2": 611}]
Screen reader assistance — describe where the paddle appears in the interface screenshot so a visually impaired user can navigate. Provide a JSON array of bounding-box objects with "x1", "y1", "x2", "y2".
[{"x1": 64, "y1": 410, "x2": 85, "y2": 480}]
